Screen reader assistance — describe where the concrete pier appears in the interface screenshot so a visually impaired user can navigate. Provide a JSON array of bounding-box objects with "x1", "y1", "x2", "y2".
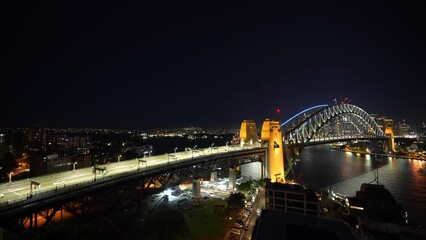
[
  {"x1": 210, "y1": 171, "x2": 218, "y2": 182},
  {"x1": 192, "y1": 178, "x2": 202, "y2": 199},
  {"x1": 228, "y1": 168, "x2": 237, "y2": 190}
]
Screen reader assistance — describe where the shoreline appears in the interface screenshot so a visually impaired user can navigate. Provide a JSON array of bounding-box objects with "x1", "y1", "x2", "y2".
[{"x1": 329, "y1": 147, "x2": 426, "y2": 161}]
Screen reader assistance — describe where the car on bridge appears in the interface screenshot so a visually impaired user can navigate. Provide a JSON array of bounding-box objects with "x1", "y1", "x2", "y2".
[{"x1": 53, "y1": 180, "x2": 66, "y2": 185}]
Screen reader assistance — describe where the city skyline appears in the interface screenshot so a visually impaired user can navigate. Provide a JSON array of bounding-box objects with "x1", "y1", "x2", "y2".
[{"x1": 2, "y1": 2, "x2": 425, "y2": 129}]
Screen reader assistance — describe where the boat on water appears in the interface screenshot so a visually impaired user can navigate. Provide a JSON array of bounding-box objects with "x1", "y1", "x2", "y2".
[
  {"x1": 326, "y1": 189, "x2": 347, "y2": 208},
  {"x1": 344, "y1": 183, "x2": 408, "y2": 224}
]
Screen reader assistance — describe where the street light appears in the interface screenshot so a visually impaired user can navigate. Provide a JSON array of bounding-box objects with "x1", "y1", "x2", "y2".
[
  {"x1": 192, "y1": 149, "x2": 199, "y2": 158},
  {"x1": 226, "y1": 141, "x2": 229, "y2": 151},
  {"x1": 73, "y1": 162, "x2": 78, "y2": 171},
  {"x1": 174, "y1": 147, "x2": 178, "y2": 153},
  {"x1": 8, "y1": 172, "x2": 13, "y2": 183},
  {"x1": 210, "y1": 143, "x2": 215, "y2": 154}
]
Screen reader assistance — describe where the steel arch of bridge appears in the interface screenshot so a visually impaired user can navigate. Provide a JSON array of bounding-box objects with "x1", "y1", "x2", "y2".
[{"x1": 281, "y1": 104, "x2": 386, "y2": 145}]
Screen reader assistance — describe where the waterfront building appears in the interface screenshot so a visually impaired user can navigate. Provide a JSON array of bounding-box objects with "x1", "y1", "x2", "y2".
[
  {"x1": 252, "y1": 209, "x2": 357, "y2": 240},
  {"x1": 265, "y1": 181, "x2": 320, "y2": 216},
  {"x1": 253, "y1": 181, "x2": 357, "y2": 240}
]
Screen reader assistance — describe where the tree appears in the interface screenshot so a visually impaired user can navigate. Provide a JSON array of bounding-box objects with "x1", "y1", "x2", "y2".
[
  {"x1": 141, "y1": 207, "x2": 190, "y2": 240},
  {"x1": 236, "y1": 180, "x2": 253, "y2": 194},
  {"x1": 254, "y1": 178, "x2": 269, "y2": 188},
  {"x1": 227, "y1": 192, "x2": 245, "y2": 210}
]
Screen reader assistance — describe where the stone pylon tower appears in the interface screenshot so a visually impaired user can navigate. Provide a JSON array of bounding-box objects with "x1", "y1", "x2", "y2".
[
  {"x1": 384, "y1": 126, "x2": 395, "y2": 153},
  {"x1": 261, "y1": 119, "x2": 284, "y2": 182},
  {"x1": 239, "y1": 120, "x2": 258, "y2": 146}
]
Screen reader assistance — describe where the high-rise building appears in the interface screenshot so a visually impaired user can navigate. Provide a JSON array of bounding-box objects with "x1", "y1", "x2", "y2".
[
  {"x1": 46, "y1": 135, "x2": 90, "y2": 155},
  {"x1": 27, "y1": 123, "x2": 46, "y2": 151},
  {"x1": 371, "y1": 114, "x2": 394, "y2": 132},
  {"x1": 395, "y1": 119, "x2": 411, "y2": 136}
]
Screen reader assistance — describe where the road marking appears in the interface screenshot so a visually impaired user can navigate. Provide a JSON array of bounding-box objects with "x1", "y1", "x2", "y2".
[{"x1": 8, "y1": 188, "x2": 23, "y2": 196}]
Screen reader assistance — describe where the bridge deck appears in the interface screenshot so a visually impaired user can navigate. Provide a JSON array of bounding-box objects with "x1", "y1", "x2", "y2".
[{"x1": 0, "y1": 145, "x2": 266, "y2": 219}]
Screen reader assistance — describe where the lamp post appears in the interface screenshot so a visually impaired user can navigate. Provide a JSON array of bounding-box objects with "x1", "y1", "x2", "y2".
[
  {"x1": 226, "y1": 141, "x2": 229, "y2": 151},
  {"x1": 211, "y1": 143, "x2": 214, "y2": 154},
  {"x1": 192, "y1": 145, "x2": 197, "y2": 158},
  {"x1": 73, "y1": 162, "x2": 77, "y2": 171},
  {"x1": 8, "y1": 172, "x2": 13, "y2": 183},
  {"x1": 174, "y1": 147, "x2": 178, "y2": 153}
]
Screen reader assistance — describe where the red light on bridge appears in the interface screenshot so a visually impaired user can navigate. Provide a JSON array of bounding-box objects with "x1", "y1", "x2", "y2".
[{"x1": 276, "y1": 108, "x2": 280, "y2": 114}]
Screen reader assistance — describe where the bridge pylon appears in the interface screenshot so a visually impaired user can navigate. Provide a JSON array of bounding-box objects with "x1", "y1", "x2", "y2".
[
  {"x1": 384, "y1": 126, "x2": 395, "y2": 153},
  {"x1": 239, "y1": 120, "x2": 258, "y2": 146},
  {"x1": 261, "y1": 119, "x2": 285, "y2": 182}
]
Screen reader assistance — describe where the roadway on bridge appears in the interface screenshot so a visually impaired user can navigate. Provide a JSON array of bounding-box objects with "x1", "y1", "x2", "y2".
[{"x1": 0, "y1": 145, "x2": 257, "y2": 206}]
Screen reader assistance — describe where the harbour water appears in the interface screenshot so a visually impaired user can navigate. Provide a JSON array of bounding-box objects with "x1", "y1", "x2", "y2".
[
  {"x1": 293, "y1": 145, "x2": 426, "y2": 227},
  {"x1": 143, "y1": 136, "x2": 425, "y2": 227}
]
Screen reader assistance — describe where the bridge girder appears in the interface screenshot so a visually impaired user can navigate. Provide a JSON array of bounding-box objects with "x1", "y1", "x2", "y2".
[
  {"x1": 282, "y1": 104, "x2": 386, "y2": 146},
  {"x1": 143, "y1": 151, "x2": 264, "y2": 190},
  {"x1": 0, "y1": 148, "x2": 266, "y2": 233}
]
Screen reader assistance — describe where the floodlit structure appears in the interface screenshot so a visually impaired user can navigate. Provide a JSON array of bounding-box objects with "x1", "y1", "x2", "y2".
[
  {"x1": 261, "y1": 119, "x2": 284, "y2": 182},
  {"x1": 240, "y1": 120, "x2": 258, "y2": 146}
]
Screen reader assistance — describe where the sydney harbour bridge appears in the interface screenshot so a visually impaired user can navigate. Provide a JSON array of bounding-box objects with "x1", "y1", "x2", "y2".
[{"x1": 0, "y1": 103, "x2": 395, "y2": 232}]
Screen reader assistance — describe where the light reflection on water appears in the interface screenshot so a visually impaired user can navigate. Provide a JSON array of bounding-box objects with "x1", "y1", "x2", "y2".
[{"x1": 293, "y1": 145, "x2": 426, "y2": 226}]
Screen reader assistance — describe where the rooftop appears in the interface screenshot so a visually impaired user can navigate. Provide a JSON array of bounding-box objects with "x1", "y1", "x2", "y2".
[{"x1": 253, "y1": 209, "x2": 358, "y2": 240}]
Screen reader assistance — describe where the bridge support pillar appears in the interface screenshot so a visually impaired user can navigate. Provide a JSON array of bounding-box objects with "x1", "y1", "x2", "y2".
[
  {"x1": 29, "y1": 212, "x2": 33, "y2": 228},
  {"x1": 239, "y1": 120, "x2": 258, "y2": 146},
  {"x1": 34, "y1": 212, "x2": 37, "y2": 228},
  {"x1": 210, "y1": 171, "x2": 218, "y2": 182},
  {"x1": 384, "y1": 127, "x2": 395, "y2": 153},
  {"x1": 261, "y1": 119, "x2": 284, "y2": 182},
  {"x1": 228, "y1": 167, "x2": 237, "y2": 190},
  {"x1": 192, "y1": 178, "x2": 202, "y2": 199}
]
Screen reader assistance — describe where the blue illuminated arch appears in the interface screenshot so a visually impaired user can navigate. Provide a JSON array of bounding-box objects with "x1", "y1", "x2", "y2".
[{"x1": 280, "y1": 104, "x2": 329, "y2": 127}]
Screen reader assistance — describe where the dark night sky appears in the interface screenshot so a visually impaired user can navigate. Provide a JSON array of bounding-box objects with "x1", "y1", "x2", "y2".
[{"x1": 1, "y1": 1, "x2": 425, "y2": 130}]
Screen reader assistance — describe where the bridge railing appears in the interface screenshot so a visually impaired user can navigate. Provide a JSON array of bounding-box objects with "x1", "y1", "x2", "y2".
[
  {"x1": 0, "y1": 165, "x2": 179, "y2": 211},
  {"x1": 0, "y1": 145, "x2": 264, "y2": 211}
]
